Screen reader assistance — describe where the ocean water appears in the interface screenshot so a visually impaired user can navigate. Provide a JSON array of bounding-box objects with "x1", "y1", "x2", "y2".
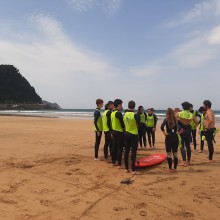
[{"x1": 0, "y1": 109, "x2": 220, "y2": 122}]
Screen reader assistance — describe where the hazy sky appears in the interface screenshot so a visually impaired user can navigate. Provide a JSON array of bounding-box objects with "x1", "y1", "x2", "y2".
[{"x1": 0, "y1": 0, "x2": 220, "y2": 109}]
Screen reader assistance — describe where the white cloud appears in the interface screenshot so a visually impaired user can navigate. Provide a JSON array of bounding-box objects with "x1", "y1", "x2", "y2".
[
  {"x1": 166, "y1": 0, "x2": 220, "y2": 28},
  {"x1": 0, "y1": 14, "x2": 120, "y2": 107},
  {"x1": 208, "y1": 26, "x2": 220, "y2": 45},
  {"x1": 134, "y1": 25, "x2": 220, "y2": 76},
  {"x1": 67, "y1": 0, "x2": 123, "y2": 15}
]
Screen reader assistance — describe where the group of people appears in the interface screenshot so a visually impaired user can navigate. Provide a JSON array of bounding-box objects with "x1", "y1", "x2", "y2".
[{"x1": 93, "y1": 99, "x2": 217, "y2": 174}]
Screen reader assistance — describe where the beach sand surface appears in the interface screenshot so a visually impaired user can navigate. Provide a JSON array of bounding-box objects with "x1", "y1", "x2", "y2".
[{"x1": 0, "y1": 116, "x2": 219, "y2": 220}]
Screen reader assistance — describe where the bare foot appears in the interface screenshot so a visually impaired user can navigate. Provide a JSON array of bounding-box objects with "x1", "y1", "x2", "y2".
[{"x1": 179, "y1": 162, "x2": 187, "y2": 167}]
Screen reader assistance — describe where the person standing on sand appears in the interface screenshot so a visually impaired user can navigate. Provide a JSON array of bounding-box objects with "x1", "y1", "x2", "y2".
[
  {"x1": 137, "y1": 106, "x2": 147, "y2": 148},
  {"x1": 198, "y1": 106, "x2": 206, "y2": 153},
  {"x1": 103, "y1": 101, "x2": 114, "y2": 160},
  {"x1": 111, "y1": 99, "x2": 125, "y2": 168},
  {"x1": 161, "y1": 108, "x2": 179, "y2": 171},
  {"x1": 94, "y1": 99, "x2": 104, "y2": 161},
  {"x1": 124, "y1": 101, "x2": 140, "y2": 175},
  {"x1": 176, "y1": 102, "x2": 198, "y2": 166},
  {"x1": 146, "y1": 108, "x2": 157, "y2": 148},
  {"x1": 203, "y1": 100, "x2": 216, "y2": 161},
  {"x1": 189, "y1": 103, "x2": 201, "y2": 151}
]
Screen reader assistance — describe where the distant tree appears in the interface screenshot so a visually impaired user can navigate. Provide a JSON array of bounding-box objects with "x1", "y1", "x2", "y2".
[{"x1": 0, "y1": 65, "x2": 42, "y2": 104}]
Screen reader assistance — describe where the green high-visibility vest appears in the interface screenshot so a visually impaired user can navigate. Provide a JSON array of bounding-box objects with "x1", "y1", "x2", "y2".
[
  {"x1": 179, "y1": 110, "x2": 193, "y2": 120},
  {"x1": 190, "y1": 111, "x2": 197, "y2": 130},
  {"x1": 103, "y1": 110, "x2": 110, "y2": 132},
  {"x1": 111, "y1": 110, "x2": 123, "y2": 132},
  {"x1": 146, "y1": 115, "x2": 155, "y2": 127},
  {"x1": 124, "y1": 112, "x2": 138, "y2": 135},
  {"x1": 200, "y1": 114, "x2": 205, "y2": 131},
  {"x1": 94, "y1": 109, "x2": 103, "y2": 131},
  {"x1": 140, "y1": 113, "x2": 146, "y2": 123}
]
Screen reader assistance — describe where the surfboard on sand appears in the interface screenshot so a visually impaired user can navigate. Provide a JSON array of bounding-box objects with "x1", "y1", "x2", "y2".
[{"x1": 135, "y1": 153, "x2": 167, "y2": 168}]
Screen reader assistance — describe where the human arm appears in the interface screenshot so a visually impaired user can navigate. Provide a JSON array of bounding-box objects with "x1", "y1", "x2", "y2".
[
  {"x1": 94, "y1": 109, "x2": 101, "y2": 134},
  {"x1": 116, "y1": 111, "x2": 125, "y2": 131},
  {"x1": 160, "y1": 119, "x2": 167, "y2": 136},
  {"x1": 106, "y1": 111, "x2": 112, "y2": 131}
]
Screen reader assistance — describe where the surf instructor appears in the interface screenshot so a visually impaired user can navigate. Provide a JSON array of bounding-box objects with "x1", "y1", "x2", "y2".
[{"x1": 203, "y1": 100, "x2": 216, "y2": 162}]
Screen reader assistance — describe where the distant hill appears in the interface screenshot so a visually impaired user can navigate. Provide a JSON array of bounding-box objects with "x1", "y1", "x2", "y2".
[
  {"x1": 0, "y1": 65, "x2": 42, "y2": 104},
  {"x1": 0, "y1": 65, "x2": 61, "y2": 110},
  {"x1": 42, "y1": 100, "x2": 61, "y2": 110}
]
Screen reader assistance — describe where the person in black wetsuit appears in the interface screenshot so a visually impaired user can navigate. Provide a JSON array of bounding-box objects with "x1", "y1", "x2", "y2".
[
  {"x1": 93, "y1": 99, "x2": 104, "y2": 161},
  {"x1": 176, "y1": 101, "x2": 198, "y2": 166},
  {"x1": 203, "y1": 100, "x2": 216, "y2": 162},
  {"x1": 146, "y1": 108, "x2": 157, "y2": 148},
  {"x1": 137, "y1": 106, "x2": 147, "y2": 148},
  {"x1": 111, "y1": 99, "x2": 125, "y2": 168},
  {"x1": 103, "y1": 101, "x2": 114, "y2": 160},
  {"x1": 124, "y1": 101, "x2": 140, "y2": 174},
  {"x1": 161, "y1": 108, "x2": 179, "y2": 171},
  {"x1": 189, "y1": 103, "x2": 201, "y2": 151}
]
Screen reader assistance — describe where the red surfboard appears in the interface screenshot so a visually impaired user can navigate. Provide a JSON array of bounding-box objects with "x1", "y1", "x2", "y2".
[{"x1": 135, "y1": 153, "x2": 167, "y2": 168}]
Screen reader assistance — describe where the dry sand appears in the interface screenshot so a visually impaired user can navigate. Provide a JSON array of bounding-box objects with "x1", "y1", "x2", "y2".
[{"x1": 0, "y1": 116, "x2": 219, "y2": 220}]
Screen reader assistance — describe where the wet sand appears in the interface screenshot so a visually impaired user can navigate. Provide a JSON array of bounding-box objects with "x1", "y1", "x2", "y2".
[{"x1": 0, "y1": 116, "x2": 219, "y2": 220}]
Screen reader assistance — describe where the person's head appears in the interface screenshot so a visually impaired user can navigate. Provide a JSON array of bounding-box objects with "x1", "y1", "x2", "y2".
[
  {"x1": 137, "y1": 106, "x2": 144, "y2": 114},
  {"x1": 114, "y1": 99, "x2": 123, "y2": 111},
  {"x1": 147, "y1": 108, "x2": 153, "y2": 115},
  {"x1": 203, "y1": 100, "x2": 212, "y2": 110},
  {"x1": 181, "y1": 101, "x2": 191, "y2": 111},
  {"x1": 199, "y1": 106, "x2": 206, "y2": 114},
  {"x1": 104, "y1": 103, "x2": 108, "y2": 110},
  {"x1": 174, "y1": 108, "x2": 180, "y2": 113},
  {"x1": 107, "y1": 101, "x2": 114, "y2": 110},
  {"x1": 96, "y1": 99, "x2": 104, "y2": 109},
  {"x1": 151, "y1": 108, "x2": 155, "y2": 113},
  {"x1": 128, "y1": 100, "x2": 136, "y2": 110},
  {"x1": 166, "y1": 108, "x2": 177, "y2": 128},
  {"x1": 189, "y1": 103, "x2": 193, "y2": 111}
]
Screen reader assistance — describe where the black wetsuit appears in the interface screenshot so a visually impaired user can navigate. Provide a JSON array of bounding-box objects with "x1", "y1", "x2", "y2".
[
  {"x1": 190, "y1": 110, "x2": 201, "y2": 150},
  {"x1": 146, "y1": 114, "x2": 157, "y2": 147},
  {"x1": 111, "y1": 110, "x2": 125, "y2": 166},
  {"x1": 138, "y1": 113, "x2": 147, "y2": 147},
  {"x1": 94, "y1": 108, "x2": 102, "y2": 158},
  {"x1": 179, "y1": 122, "x2": 192, "y2": 162},
  {"x1": 104, "y1": 110, "x2": 112, "y2": 159},
  {"x1": 161, "y1": 119, "x2": 179, "y2": 170},
  {"x1": 124, "y1": 111, "x2": 140, "y2": 171},
  {"x1": 205, "y1": 128, "x2": 216, "y2": 160}
]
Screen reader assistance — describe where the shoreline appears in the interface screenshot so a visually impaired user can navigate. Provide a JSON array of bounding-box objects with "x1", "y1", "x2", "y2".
[{"x1": 1, "y1": 113, "x2": 220, "y2": 126}]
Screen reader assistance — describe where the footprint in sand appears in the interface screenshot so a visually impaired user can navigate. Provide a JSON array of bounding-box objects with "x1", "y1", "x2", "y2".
[
  {"x1": 175, "y1": 211, "x2": 194, "y2": 218},
  {"x1": 113, "y1": 207, "x2": 126, "y2": 212},
  {"x1": 0, "y1": 198, "x2": 17, "y2": 205},
  {"x1": 135, "y1": 202, "x2": 147, "y2": 209},
  {"x1": 139, "y1": 210, "x2": 148, "y2": 217}
]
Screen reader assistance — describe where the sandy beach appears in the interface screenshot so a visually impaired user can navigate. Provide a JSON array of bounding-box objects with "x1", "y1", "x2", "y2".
[{"x1": 0, "y1": 116, "x2": 219, "y2": 220}]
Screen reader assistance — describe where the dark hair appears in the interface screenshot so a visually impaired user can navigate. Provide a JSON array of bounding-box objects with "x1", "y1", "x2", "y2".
[
  {"x1": 104, "y1": 104, "x2": 108, "y2": 110},
  {"x1": 107, "y1": 101, "x2": 114, "y2": 105},
  {"x1": 199, "y1": 106, "x2": 205, "y2": 113},
  {"x1": 166, "y1": 108, "x2": 177, "y2": 129},
  {"x1": 96, "y1": 99, "x2": 103, "y2": 106},
  {"x1": 181, "y1": 101, "x2": 191, "y2": 110},
  {"x1": 203, "y1": 100, "x2": 212, "y2": 108},
  {"x1": 189, "y1": 103, "x2": 193, "y2": 108},
  {"x1": 151, "y1": 108, "x2": 155, "y2": 112},
  {"x1": 137, "y1": 106, "x2": 144, "y2": 115},
  {"x1": 114, "y1": 99, "x2": 123, "y2": 108},
  {"x1": 128, "y1": 100, "x2": 136, "y2": 109}
]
